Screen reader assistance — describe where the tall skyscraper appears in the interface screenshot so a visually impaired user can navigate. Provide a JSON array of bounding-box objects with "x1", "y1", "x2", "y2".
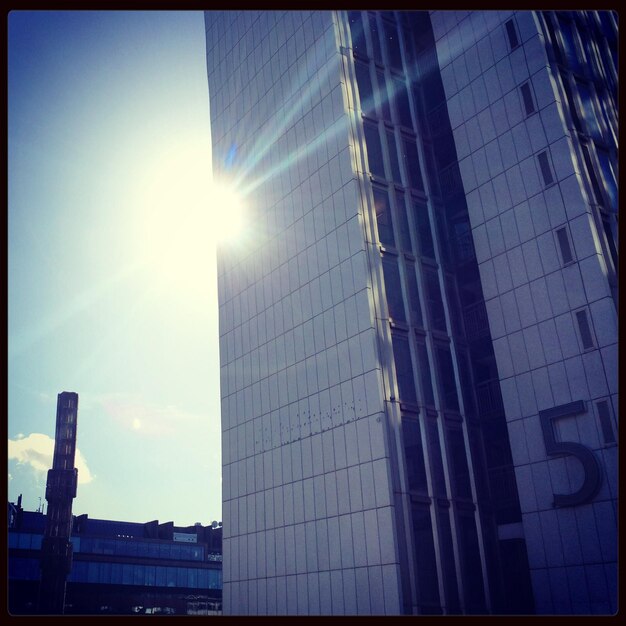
[
  {"x1": 205, "y1": 11, "x2": 617, "y2": 615},
  {"x1": 38, "y1": 391, "x2": 79, "y2": 614}
]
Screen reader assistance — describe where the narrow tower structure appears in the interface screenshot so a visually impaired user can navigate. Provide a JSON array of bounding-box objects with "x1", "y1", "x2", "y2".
[{"x1": 38, "y1": 391, "x2": 79, "y2": 614}]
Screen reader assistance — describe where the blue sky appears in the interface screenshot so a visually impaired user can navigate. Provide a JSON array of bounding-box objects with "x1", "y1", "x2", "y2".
[{"x1": 8, "y1": 11, "x2": 223, "y2": 526}]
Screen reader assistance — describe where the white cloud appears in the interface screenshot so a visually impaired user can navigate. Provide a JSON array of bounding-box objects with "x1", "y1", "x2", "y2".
[{"x1": 8, "y1": 433, "x2": 94, "y2": 484}]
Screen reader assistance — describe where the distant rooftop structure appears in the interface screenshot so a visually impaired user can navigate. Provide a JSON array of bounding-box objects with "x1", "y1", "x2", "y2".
[{"x1": 9, "y1": 498, "x2": 223, "y2": 615}]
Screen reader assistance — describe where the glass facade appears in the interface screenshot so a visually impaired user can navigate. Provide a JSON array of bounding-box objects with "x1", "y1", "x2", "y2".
[{"x1": 348, "y1": 9, "x2": 533, "y2": 614}]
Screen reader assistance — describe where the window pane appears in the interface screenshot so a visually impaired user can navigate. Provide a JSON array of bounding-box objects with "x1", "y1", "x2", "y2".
[
  {"x1": 159, "y1": 543, "x2": 171, "y2": 559},
  {"x1": 406, "y1": 263, "x2": 424, "y2": 327},
  {"x1": 395, "y1": 191, "x2": 413, "y2": 252},
  {"x1": 505, "y1": 18, "x2": 519, "y2": 50},
  {"x1": 373, "y1": 187, "x2": 395, "y2": 247},
  {"x1": 355, "y1": 62, "x2": 375, "y2": 117},
  {"x1": 134, "y1": 564, "x2": 144, "y2": 586},
  {"x1": 596, "y1": 149, "x2": 617, "y2": 210},
  {"x1": 577, "y1": 82, "x2": 601, "y2": 140},
  {"x1": 436, "y1": 345, "x2": 459, "y2": 411},
  {"x1": 402, "y1": 137, "x2": 424, "y2": 190},
  {"x1": 576, "y1": 310, "x2": 594, "y2": 348},
  {"x1": 559, "y1": 18, "x2": 582, "y2": 73},
  {"x1": 402, "y1": 418, "x2": 428, "y2": 493},
  {"x1": 416, "y1": 341, "x2": 434, "y2": 405},
  {"x1": 166, "y1": 566, "x2": 177, "y2": 587},
  {"x1": 424, "y1": 269, "x2": 446, "y2": 332},
  {"x1": 386, "y1": 130, "x2": 402, "y2": 184},
  {"x1": 100, "y1": 561, "x2": 112, "y2": 585},
  {"x1": 156, "y1": 566, "x2": 167, "y2": 587},
  {"x1": 364, "y1": 124, "x2": 385, "y2": 178},
  {"x1": 393, "y1": 79, "x2": 412, "y2": 128},
  {"x1": 458, "y1": 515, "x2": 487, "y2": 613},
  {"x1": 556, "y1": 228, "x2": 574, "y2": 264},
  {"x1": 377, "y1": 72, "x2": 392, "y2": 122},
  {"x1": 368, "y1": 13, "x2": 383, "y2": 64},
  {"x1": 87, "y1": 561, "x2": 99, "y2": 583},
  {"x1": 446, "y1": 428, "x2": 472, "y2": 498},
  {"x1": 111, "y1": 563, "x2": 122, "y2": 584},
  {"x1": 382, "y1": 256, "x2": 406, "y2": 322},
  {"x1": 413, "y1": 201, "x2": 435, "y2": 258},
  {"x1": 146, "y1": 565, "x2": 156, "y2": 586},
  {"x1": 122, "y1": 563, "x2": 133, "y2": 585},
  {"x1": 410, "y1": 504, "x2": 440, "y2": 605},
  {"x1": 348, "y1": 11, "x2": 366, "y2": 56},
  {"x1": 520, "y1": 82, "x2": 535, "y2": 115},
  {"x1": 537, "y1": 151, "x2": 554, "y2": 185},
  {"x1": 384, "y1": 20, "x2": 403, "y2": 71},
  {"x1": 391, "y1": 334, "x2": 417, "y2": 404},
  {"x1": 436, "y1": 507, "x2": 461, "y2": 612},
  {"x1": 596, "y1": 400, "x2": 616, "y2": 444}
]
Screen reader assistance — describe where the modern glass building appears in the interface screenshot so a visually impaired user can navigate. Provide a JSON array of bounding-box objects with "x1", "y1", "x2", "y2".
[
  {"x1": 8, "y1": 500, "x2": 223, "y2": 615},
  {"x1": 205, "y1": 10, "x2": 617, "y2": 615}
]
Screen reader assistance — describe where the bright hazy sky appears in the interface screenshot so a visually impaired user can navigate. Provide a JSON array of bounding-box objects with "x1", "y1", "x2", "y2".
[{"x1": 8, "y1": 11, "x2": 223, "y2": 526}]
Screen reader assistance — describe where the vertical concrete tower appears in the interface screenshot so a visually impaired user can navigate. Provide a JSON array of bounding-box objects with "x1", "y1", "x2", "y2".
[{"x1": 38, "y1": 391, "x2": 79, "y2": 614}]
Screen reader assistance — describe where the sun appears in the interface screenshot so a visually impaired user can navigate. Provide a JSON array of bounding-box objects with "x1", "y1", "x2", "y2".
[{"x1": 131, "y1": 142, "x2": 246, "y2": 290}]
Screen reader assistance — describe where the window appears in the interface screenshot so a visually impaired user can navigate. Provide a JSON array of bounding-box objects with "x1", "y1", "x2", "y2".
[
  {"x1": 355, "y1": 61, "x2": 375, "y2": 117},
  {"x1": 376, "y1": 71, "x2": 392, "y2": 122},
  {"x1": 458, "y1": 515, "x2": 487, "y2": 612},
  {"x1": 424, "y1": 269, "x2": 447, "y2": 332},
  {"x1": 406, "y1": 263, "x2": 424, "y2": 327},
  {"x1": 391, "y1": 333, "x2": 417, "y2": 404},
  {"x1": 520, "y1": 82, "x2": 536, "y2": 115},
  {"x1": 558, "y1": 17, "x2": 582, "y2": 74},
  {"x1": 596, "y1": 148, "x2": 617, "y2": 210},
  {"x1": 426, "y1": 419, "x2": 447, "y2": 497},
  {"x1": 386, "y1": 130, "x2": 402, "y2": 184},
  {"x1": 373, "y1": 186, "x2": 395, "y2": 246},
  {"x1": 402, "y1": 417, "x2": 428, "y2": 493},
  {"x1": 368, "y1": 13, "x2": 383, "y2": 64},
  {"x1": 384, "y1": 20, "x2": 403, "y2": 71},
  {"x1": 411, "y1": 504, "x2": 441, "y2": 606},
  {"x1": 416, "y1": 339, "x2": 434, "y2": 405},
  {"x1": 581, "y1": 143, "x2": 604, "y2": 203},
  {"x1": 537, "y1": 150, "x2": 554, "y2": 185},
  {"x1": 505, "y1": 18, "x2": 520, "y2": 50},
  {"x1": 596, "y1": 400, "x2": 616, "y2": 444},
  {"x1": 382, "y1": 256, "x2": 406, "y2": 322},
  {"x1": 555, "y1": 227, "x2": 574, "y2": 264},
  {"x1": 393, "y1": 79, "x2": 413, "y2": 128},
  {"x1": 446, "y1": 427, "x2": 472, "y2": 498},
  {"x1": 395, "y1": 191, "x2": 413, "y2": 252},
  {"x1": 452, "y1": 219, "x2": 474, "y2": 264},
  {"x1": 577, "y1": 82, "x2": 601, "y2": 140},
  {"x1": 436, "y1": 344, "x2": 459, "y2": 411},
  {"x1": 364, "y1": 123, "x2": 385, "y2": 178},
  {"x1": 413, "y1": 200, "x2": 435, "y2": 258},
  {"x1": 575, "y1": 309, "x2": 594, "y2": 349},
  {"x1": 348, "y1": 11, "x2": 366, "y2": 57}
]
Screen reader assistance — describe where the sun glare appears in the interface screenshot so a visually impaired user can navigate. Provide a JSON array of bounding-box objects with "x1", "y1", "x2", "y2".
[{"x1": 132, "y1": 142, "x2": 246, "y2": 291}]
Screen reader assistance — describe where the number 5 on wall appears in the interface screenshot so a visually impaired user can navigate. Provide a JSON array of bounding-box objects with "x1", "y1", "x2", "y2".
[{"x1": 539, "y1": 400, "x2": 602, "y2": 507}]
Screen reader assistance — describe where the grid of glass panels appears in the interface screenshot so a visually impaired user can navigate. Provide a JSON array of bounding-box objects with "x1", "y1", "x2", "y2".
[
  {"x1": 67, "y1": 560, "x2": 221, "y2": 589},
  {"x1": 541, "y1": 11, "x2": 618, "y2": 285},
  {"x1": 347, "y1": 10, "x2": 536, "y2": 614},
  {"x1": 77, "y1": 536, "x2": 205, "y2": 562}
]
